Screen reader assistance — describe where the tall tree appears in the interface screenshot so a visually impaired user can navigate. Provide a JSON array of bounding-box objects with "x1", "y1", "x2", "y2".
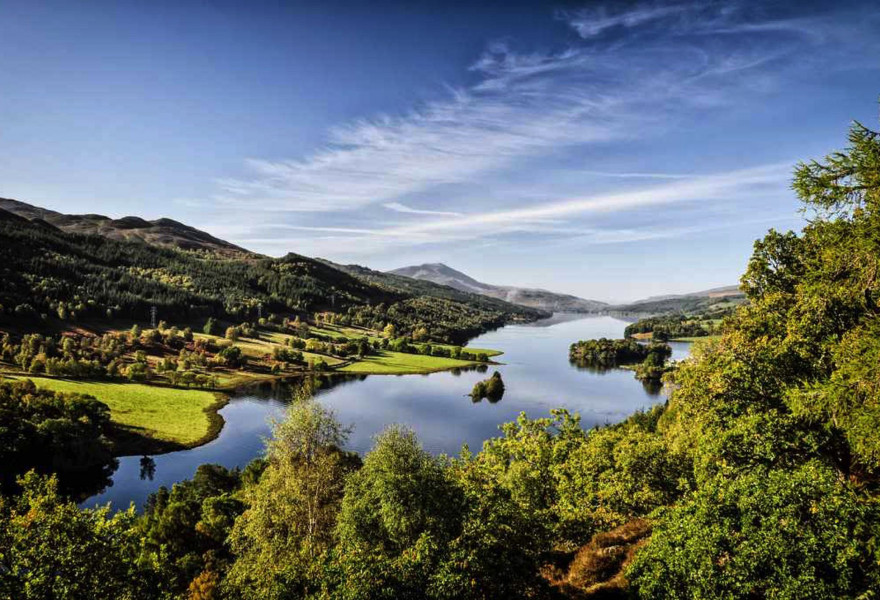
[{"x1": 225, "y1": 382, "x2": 355, "y2": 599}]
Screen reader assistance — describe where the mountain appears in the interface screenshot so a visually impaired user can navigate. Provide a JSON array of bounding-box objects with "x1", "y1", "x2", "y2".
[
  {"x1": 389, "y1": 263, "x2": 607, "y2": 313},
  {"x1": 319, "y1": 260, "x2": 548, "y2": 321},
  {"x1": 0, "y1": 202, "x2": 542, "y2": 343},
  {"x1": 609, "y1": 284, "x2": 746, "y2": 315},
  {"x1": 0, "y1": 197, "x2": 251, "y2": 257}
]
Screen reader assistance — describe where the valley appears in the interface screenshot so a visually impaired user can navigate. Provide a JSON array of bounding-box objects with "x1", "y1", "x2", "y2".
[{"x1": 0, "y1": 197, "x2": 734, "y2": 462}]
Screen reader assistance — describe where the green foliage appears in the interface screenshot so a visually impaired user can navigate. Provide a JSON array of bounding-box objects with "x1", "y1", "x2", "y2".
[
  {"x1": 203, "y1": 317, "x2": 220, "y2": 336},
  {"x1": 569, "y1": 338, "x2": 670, "y2": 367},
  {"x1": 216, "y1": 344, "x2": 245, "y2": 367},
  {"x1": 467, "y1": 410, "x2": 584, "y2": 547},
  {"x1": 1, "y1": 330, "x2": 141, "y2": 380},
  {"x1": 789, "y1": 317, "x2": 880, "y2": 468},
  {"x1": 336, "y1": 426, "x2": 462, "y2": 554},
  {"x1": 272, "y1": 345, "x2": 304, "y2": 364},
  {"x1": 0, "y1": 472, "x2": 154, "y2": 599},
  {"x1": 469, "y1": 407, "x2": 688, "y2": 550},
  {"x1": 792, "y1": 120, "x2": 880, "y2": 215},
  {"x1": 470, "y1": 371, "x2": 505, "y2": 403},
  {"x1": 138, "y1": 463, "x2": 247, "y2": 597},
  {"x1": 627, "y1": 462, "x2": 880, "y2": 599},
  {"x1": 554, "y1": 416, "x2": 690, "y2": 542},
  {"x1": 226, "y1": 385, "x2": 357, "y2": 599},
  {"x1": 624, "y1": 313, "x2": 724, "y2": 340},
  {"x1": 741, "y1": 229, "x2": 806, "y2": 300},
  {"x1": 328, "y1": 425, "x2": 552, "y2": 600},
  {"x1": 0, "y1": 379, "x2": 115, "y2": 494}
]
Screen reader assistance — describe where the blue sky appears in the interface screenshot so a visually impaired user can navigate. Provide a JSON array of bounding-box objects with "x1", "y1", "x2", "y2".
[{"x1": 1, "y1": 0, "x2": 879, "y2": 302}]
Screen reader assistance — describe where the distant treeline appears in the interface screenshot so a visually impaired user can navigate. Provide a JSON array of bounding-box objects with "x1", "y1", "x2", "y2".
[{"x1": 624, "y1": 315, "x2": 713, "y2": 340}]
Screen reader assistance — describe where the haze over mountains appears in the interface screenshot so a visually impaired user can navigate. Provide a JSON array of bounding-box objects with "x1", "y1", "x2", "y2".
[
  {"x1": 608, "y1": 285, "x2": 745, "y2": 315},
  {"x1": 391, "y1": 263, "x2": 745, "y2": 315},
  {"x1": 390, "y1": 263, "x2": 608, "y2": 313}
]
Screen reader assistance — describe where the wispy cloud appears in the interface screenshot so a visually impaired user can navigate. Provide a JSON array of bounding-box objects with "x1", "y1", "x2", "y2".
[
  {"x1": 217, "y1": 86, "x2": 620, "y2": 211},
  {"x1": 247, "y1": 162, "x2": 790, "y2": 256},
  {"x1": 578, "y1": 171, "x2": 695, "y2": 180},
  {"x1": 383, "y1": 202, "x2": 462, "y2": 217},
  {"x1": 565, "y1": 3, "x2": 690, "y2": 38},
  {"x1": 216, "y1": 3, "x2": 857, "y2": 216},
  {"x1": 208, "y1": 1, "x2": 879, "y2": 261}
]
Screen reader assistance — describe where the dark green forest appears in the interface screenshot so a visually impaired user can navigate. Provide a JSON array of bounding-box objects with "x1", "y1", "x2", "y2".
[
  {"x1": 0, "y1": 209, "x2": 541, "y2": 344},
  {"x1": 569, "y1": 338, "x2": 671, "y2": 367},
  {"x1": 3, "y1": 118, "x2": 880, "y2": 599}
]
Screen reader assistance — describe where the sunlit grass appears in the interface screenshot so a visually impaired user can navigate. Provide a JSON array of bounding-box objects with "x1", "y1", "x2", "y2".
[
  {"x1": 7, "y1": 375, "x2": 219, "y2": 447},
  {"x1": 339, "y1": 350, "x2": 484, "y2": 374}
]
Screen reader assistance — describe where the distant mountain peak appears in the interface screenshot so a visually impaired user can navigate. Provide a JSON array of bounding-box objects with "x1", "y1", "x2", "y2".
[{"x1": 390, "y1": 263, "x2": 607, "y2": 313}]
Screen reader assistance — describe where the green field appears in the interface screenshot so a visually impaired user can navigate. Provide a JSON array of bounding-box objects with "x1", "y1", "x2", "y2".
[
  {"x1": 197, "y1": 329, "x2": 499, "y2": 374},
  {"x1": 339, "y1": 350, "x2": 486, "y2": 374},
  {"x1": 461, "y1": 346, "x2": 503, "y2": 357},
  {"x1": 6, "y1": 375, "x2": 222, "y2": 453}
]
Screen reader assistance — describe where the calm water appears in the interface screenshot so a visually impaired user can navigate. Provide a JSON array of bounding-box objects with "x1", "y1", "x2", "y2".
[{"x1": 83, "y1": 315, "x2": 689, "y2": 510}]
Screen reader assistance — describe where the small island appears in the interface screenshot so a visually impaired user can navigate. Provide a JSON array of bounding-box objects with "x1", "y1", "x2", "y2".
[
  {"x1": 470, "y1": 371, "x2": 505, "y2": 402},
  {"x1": 569, "y1": 338, "x2": 672, "y2": 385}
]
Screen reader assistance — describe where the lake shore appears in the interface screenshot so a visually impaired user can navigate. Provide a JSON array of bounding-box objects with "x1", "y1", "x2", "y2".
[
  {"x1": 82, "y1": 315, "x2": 682, "y2": 511},
  {"x1": 0, "y1": 332, "x2": 504, "y2": 456}
]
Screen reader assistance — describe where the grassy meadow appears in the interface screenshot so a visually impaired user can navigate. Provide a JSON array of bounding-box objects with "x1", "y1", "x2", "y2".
[
  {"x1": 5, "y1": 375, "x2": 223, "y2": 453},
  {"x1": 339, "y1": 350, "x2": 485, "y2": 374},
  {"x1": 1, "y1": 322, "x2": 502, "y2": 454}
]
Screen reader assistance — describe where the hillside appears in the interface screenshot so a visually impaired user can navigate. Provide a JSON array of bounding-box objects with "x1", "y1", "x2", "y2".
[
  {"x1": 609, "y1": 284, "x2": 746, "y2": 315},
  {"x1": 321, "y1": 260, "x2": 548, "y2": 321},
  {"x1": 0, "y1": 197, "x2": 252, "y2": 257},
  {"x1": 0, "y1": 205, "x2": 538, "y2": 344},
  {"x1": 390, "y1": 263, "x2": 607, "y2": 313}
]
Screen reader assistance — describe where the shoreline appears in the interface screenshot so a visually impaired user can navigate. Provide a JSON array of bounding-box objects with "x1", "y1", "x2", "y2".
[{"x1": 1, "y1": 346, "x2": 505, "y2": 458}]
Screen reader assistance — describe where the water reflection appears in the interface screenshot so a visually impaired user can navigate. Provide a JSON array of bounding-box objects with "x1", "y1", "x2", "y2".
[
  {"x1": 66, "y1": 459, "x2": 119, "y2": 502},
  {"x1": 568, "y1": 360, "x2": 665, "y2": 396},
  {"x1": 139, "y1": 456, "x2": 156, "y2": 481},
  {"x1": 83, "y1": 315, "x2": 690, "y2": 511},
  {"x1": 640, "y1": 379, "x2": 664, "y2": 396}
]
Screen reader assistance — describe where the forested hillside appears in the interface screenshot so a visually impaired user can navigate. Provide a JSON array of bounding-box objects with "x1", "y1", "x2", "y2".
[{"x1": 0, "y1": 208, "x2": 539, "y2": 343}]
